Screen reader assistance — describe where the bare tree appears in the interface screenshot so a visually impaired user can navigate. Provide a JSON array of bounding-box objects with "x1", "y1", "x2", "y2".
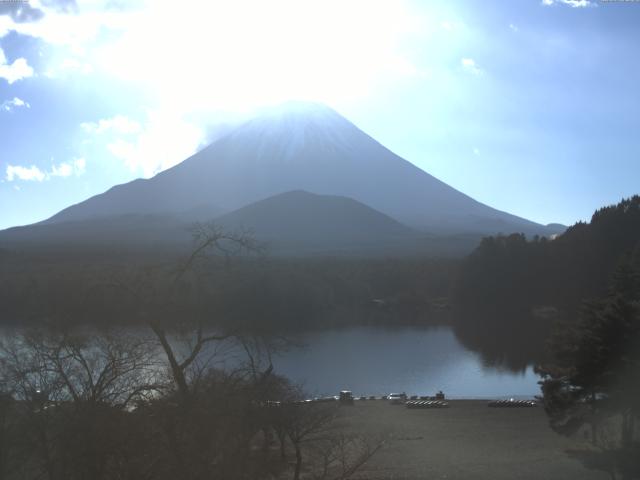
[
  {"x1": 0, "y1": 329, "x2": 159, "y2": 408},
  {"x1": 0, "y1": 328, "x2": 159, "y2": 480},
  {"x1": 309, "y1": 433, "x2": 385, "y2": 480},
  {"x1": 282, "y1": 402, "x2": 339, "y2": 480},
  {"x1": 108, "y1": 222, "x2": 263, "y2": 400}
]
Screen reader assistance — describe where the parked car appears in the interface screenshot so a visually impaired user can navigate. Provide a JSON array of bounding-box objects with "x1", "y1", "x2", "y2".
[
  {"x1": 339, "y1": 390, "x2": 354, "y2": 405},
  {"x1": 388, "y1": 393, "x2": 406, "y2": 405}
]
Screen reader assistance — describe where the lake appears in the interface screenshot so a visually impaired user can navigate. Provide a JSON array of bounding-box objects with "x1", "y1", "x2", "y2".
[
  {"x1": 0, "y1": 325, "x2": 539, "y2": 400},
  {"x1": 271, "y1": 326, "x2": 540, "y2": 399}
]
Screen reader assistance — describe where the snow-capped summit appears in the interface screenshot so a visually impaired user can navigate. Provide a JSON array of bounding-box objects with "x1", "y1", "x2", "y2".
[{"x1": 226, "y1": 101, "x2": 357, "y2": 161}]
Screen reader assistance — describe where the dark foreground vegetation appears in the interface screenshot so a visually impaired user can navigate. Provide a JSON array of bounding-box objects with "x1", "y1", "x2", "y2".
[
  {"x1": 0, "y1": 226, "x2": 384, "y2": 480},
  {"x1": 0, "y1": 327, "x2": 386, "y2": 480}
]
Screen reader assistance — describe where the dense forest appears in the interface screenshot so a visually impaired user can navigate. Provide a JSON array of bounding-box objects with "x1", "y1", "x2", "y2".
[
  {"x1": 453, "y1": 196, "x2": 640, "y2": 370},
  {"x1": 0, "y1": 245, "x2": 457, "y2": 331}
]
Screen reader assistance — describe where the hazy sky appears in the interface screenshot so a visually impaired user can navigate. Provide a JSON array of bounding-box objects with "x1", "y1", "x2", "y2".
[{"x1": 1, "y1": 0, "x2": 639, "y2": 230}]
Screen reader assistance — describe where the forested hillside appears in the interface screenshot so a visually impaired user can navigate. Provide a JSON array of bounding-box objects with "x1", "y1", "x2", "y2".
[{"x1": 453, "y1": 196, "x2": 640, "y2": 369}]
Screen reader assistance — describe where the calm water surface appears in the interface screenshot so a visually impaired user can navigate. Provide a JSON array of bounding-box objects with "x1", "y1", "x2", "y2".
[
  {"x1": 271, "y1": 326, "x2": 539, "y2": 399},
  {"x1": 2, "y1": 325, "x2": 538, "y2": 399}
]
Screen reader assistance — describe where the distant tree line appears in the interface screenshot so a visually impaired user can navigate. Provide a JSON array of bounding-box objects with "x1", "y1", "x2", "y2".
[
  {"x1": 453, "y1": 195, "x2": 640, "y2": 370},
  {"x1": 0, "y1": 248, "x2": 458, "y2": 331}
]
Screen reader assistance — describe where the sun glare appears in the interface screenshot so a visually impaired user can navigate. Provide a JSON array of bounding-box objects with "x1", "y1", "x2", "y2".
[
  {"x1": 4, "y1": 0, "x2": 430, "y2": 176},
  {"x1": 95, "y1": 0, "x2": 420, "y2": 113}
]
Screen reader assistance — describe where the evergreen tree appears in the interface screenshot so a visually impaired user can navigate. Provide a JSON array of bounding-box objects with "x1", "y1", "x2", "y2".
[{"x1": 536, "y1": 262, "x2": 640, "y2": 479}]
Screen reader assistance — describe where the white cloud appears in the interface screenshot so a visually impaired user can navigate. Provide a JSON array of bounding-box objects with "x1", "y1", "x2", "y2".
[
  {"x1": 0, "y1": 4, "x2": 128, "y2": 48},
  {"x1": 461, "y1": 58, "x2": 483, "y2": 76},
  {"x1": 81, "y1": 115, "x2": 141, "y2": 135},
  {"x1": 49, "y1": 158, "x2": 87, "y2": 178},
  {"x1": 441, "y1": 20, "x2": 465, "y2": 32},
  {"x1": 81, "y1": 112, "x2": 200, "y2": 178},
  {"x1": 105, "y1": 110, "x2": 203, "y2": 177},
  {"x1": 541, "y1": 0, "x2": 594, "y2": 7},
  {"x1": 6, "y1": 164, "x2": 46, "y2": 182},
  {"x1": 509, "y1": 23, "x2": 519, "y2": 33},
  {"x1": 107, "y1": 139, "x2": 136, "y2": 164},
  {"x1": 5, "y1": 158, "x2": 87, "y2": 181},
  {"x1": 1, "y1": 97, "x2": 30, "y2": 112},
  {"x1": 0, "y1": 48, "x2": 34, "y2": 84},
  {"x1": 473, "y1": 148, "x2": 480, "y2": 156},
  {"x1": 49, "y1": 162, "x2": 73, "y2": 177},
  {"x1": 59, "y1": 57, "x2": 93, "y2": 74},
  {"x1": 73, "y1": 157, "x2": 86, "y2": 175}
]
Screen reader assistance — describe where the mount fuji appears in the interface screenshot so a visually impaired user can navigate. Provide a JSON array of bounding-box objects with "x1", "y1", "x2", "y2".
[{"x1": 0, "y1": 102, "x2": 563, "y2": 255}]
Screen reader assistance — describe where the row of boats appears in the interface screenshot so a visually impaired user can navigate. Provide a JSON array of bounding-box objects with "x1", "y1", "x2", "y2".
[
  {"x1": 405, "y1": 400, "x2": 449, "y2": 409},
  {"x1": 264, "y1": 393, "x2": 538, "y2": 408},
  {"x1": 402, "y1": 399, "x2": 537, "y2": 408},
  {"x1": 487, "y1": 399, "x2": 538, "y2": 408},
  {"x1": 339, "y1": 392, "x2": 537, "y2": 408}
]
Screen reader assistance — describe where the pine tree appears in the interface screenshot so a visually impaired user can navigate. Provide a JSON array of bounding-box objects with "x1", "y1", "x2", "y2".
[{"x1": 536, "y1": 262, "x2": 640, "y2": 478}]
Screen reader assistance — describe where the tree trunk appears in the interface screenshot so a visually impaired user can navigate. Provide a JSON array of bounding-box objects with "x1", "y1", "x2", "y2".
[
  {"x1": 279, "y1": 432, "x2": 286, "y2": 460},
  {"x1": 620, "y1": 411, "x2": 634, "y2": 480},
  {"x1": 621, "y1": 410, "x2": 634, "y2": 448},
  {"x1": 37, "y1": 422, "x2": 55, "y2": 480},
  {"x1": 150, "y1": 323, "x2": 190, "y2": 398},
  {"x1": 293, "y1": 442, "x2": 302, "y2": 480},
  {"x1": 262, "y1": 427, "x2": 271, "y2": 454}
]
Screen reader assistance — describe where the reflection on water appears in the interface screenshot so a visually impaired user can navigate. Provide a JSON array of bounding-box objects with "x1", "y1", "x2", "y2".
[
  {"x1": 271, "y1": 327, "x2": 540, "y2": 398},
  {"x1": 0, "y1": 325, "x2": 539, "y2": 399}
]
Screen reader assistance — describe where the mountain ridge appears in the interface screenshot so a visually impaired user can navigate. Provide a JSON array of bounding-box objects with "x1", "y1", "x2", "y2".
[
  {"x1": 5, "y1": 101, "x2": 563, "y2": 256},
  {"x1": 2, "y1": 190, "x2": 455, "y2": 256},
  {"x1": 215, "y1": 189, "x2": 422, "y2": 254}
]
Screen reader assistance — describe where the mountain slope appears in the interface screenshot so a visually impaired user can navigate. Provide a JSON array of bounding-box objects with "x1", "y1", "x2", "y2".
[
  {"x1": 215, "y1": 190, "x2": 420, "y2": 254},
  {"x1": 0, "y1": 213, "x2": 189, "y2": 251},
  {"x1": 44, "y1": 102, "x2": 555, "y2": 236},
  {"x1": 0, "y1": 190, "x2": 435, "y2": 256}
]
